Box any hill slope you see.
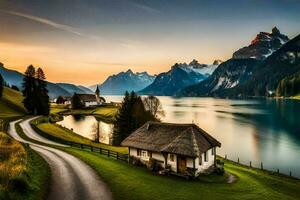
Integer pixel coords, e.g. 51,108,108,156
0,87,26,118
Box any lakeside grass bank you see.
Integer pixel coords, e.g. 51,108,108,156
62,148,300,200
31,117,127,154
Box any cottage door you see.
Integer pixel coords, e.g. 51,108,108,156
177,157,187,173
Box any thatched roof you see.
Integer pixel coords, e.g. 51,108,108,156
121,122,221,157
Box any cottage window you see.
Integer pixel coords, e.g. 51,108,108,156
137,149,141,156
204,151,208,162
141,150,148,157
211,147,215,155
169,154,174,162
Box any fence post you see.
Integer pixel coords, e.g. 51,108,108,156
261,162,263,170
81,144,83,149
277,169,279,173
225,154,227,160
290,171,292,177
238,158,239,164
250,161,252,168
108,150,110,157
117,152,119,160
91,146,93,152
100,148,102,154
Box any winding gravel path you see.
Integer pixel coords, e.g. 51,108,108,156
8,118,112,200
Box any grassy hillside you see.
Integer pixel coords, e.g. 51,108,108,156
0,87,26,119
0,87,26,131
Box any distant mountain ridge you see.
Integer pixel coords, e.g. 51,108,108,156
140,60,220,96
90,69,155,95
233,27,289,60
180,32,300,98
0,63,92,99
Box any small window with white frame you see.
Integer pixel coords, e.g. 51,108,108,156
141,150,148,157
204,151,208,162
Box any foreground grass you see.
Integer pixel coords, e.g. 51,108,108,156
35,121,127,154
63,148,300,200
0,132,50,200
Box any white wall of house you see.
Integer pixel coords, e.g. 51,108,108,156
129,147,216,174
195,148,216,174
84,101,98,107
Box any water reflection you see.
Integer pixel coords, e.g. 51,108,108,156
57,115,113,144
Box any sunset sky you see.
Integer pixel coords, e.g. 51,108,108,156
0,0,300,86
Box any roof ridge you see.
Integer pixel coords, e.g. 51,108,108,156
148,121,195,126
161,129,188,150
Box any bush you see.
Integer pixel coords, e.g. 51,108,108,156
147,158,163,172
131,156,143,166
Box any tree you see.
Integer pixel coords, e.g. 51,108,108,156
71,93,83,109
22,65,37,114
36,68,50,115
113,91,158,145
11,85,20,91
143,95,165,119
56,96,65,104
0,74,3,98
22,66,50,115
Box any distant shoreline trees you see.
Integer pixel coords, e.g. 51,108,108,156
113,91,163,146
22,65,49,115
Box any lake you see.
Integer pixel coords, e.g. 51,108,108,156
58,96,300,178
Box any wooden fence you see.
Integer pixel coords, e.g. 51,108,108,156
67,141,129,162
222,154,298,179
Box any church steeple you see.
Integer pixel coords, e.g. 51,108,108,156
95,85,100,97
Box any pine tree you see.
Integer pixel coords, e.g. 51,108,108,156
0,74,3,98
36,68,50,115
22,65,37,114
113,91,157,145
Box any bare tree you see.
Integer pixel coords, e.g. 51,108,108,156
143,95,165,119
91,121,100,143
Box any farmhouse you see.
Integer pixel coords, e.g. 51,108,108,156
121,121,221,176
72,86,105,107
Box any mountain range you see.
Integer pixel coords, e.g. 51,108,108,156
1,27,298,99
0,63,93,99
90,70,155,95
140,60,219,96
179,27,300,98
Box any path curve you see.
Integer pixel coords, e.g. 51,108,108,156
8,118,112,200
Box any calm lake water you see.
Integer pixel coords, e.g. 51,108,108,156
58,96,300,178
